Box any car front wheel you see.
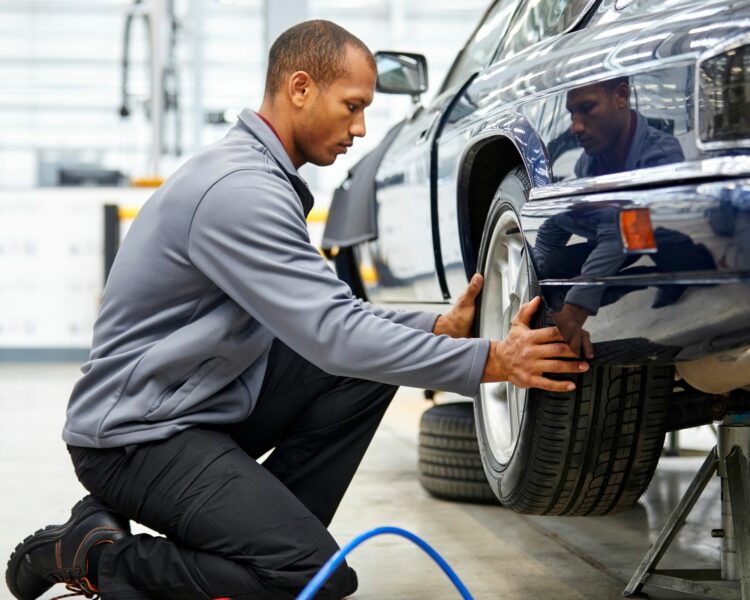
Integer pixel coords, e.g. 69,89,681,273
474,166,673,515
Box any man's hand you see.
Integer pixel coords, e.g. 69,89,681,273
482,296,589,392
433,274,483,338
553,302,594,359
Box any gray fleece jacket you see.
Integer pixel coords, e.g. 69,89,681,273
63,109,490,448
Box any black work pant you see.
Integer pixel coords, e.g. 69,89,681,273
68,339,398,600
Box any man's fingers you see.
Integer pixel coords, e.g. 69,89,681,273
528,375,577,393
529,341,579,359
525,325,565,344
458,273,483,306
568,331,583,358
536,359,589,374
470,273,483,293
512,296,541,327
583,332,594,359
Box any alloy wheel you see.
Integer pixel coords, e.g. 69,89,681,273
478,207,530,465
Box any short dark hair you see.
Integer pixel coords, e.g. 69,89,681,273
601,76,630,93
264,20,375,96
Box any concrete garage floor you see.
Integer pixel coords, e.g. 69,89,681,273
0,364,723,600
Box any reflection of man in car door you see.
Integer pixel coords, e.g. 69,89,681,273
534,77,689,355
566,77,685,178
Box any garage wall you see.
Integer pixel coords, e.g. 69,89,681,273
0,0,486,191
0,0,487,356
0,0,266,187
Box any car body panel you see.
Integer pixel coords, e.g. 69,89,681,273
521,178,750,364
322,121,407,250
328,0,750,369
369,95,453,302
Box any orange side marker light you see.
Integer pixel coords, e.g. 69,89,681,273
619,208,657,252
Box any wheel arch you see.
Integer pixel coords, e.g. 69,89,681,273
456,134,537,277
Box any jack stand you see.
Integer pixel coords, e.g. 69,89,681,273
624,418,750,599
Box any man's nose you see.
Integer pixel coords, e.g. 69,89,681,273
350,113,366,138
570,117,584,135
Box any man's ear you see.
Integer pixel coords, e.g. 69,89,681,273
614,82,630,109
288,71,314,108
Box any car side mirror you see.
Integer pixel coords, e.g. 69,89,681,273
374,51,428,101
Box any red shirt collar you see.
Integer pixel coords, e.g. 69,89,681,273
256,112,283,144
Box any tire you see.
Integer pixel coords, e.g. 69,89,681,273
474,166,672,515
417,403,498,504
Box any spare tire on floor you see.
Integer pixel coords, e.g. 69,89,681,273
418,403,497,503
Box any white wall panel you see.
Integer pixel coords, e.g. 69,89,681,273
0,188,151,349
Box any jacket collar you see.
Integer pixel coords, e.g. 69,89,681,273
236,108,315,216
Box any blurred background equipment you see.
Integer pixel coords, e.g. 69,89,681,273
119,0,183,171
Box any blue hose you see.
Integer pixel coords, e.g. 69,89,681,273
295,526,474,600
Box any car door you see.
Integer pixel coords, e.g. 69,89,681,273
364,0,519,304
366,93,455,303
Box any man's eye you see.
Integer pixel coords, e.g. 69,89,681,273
347,103,357,112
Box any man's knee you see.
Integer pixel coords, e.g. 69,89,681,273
282,564,357,600
320,565,358,599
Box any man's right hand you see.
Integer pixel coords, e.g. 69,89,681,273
553,302,594,359
481,296,589,392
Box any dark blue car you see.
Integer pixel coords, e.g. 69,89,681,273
323,0,750,515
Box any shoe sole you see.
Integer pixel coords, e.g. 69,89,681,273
5,497,102,600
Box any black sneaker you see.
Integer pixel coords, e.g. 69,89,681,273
5,496,130,599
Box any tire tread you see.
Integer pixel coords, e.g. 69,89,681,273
417,403,495,504
493,365,672,516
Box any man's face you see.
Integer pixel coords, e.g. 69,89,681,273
566,83,629,157
294,46,376,166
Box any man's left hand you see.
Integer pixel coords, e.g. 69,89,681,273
432,274,483,338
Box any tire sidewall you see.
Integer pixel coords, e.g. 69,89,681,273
473,166,538,503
